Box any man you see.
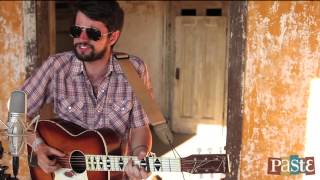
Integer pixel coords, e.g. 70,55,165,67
22,1,152,179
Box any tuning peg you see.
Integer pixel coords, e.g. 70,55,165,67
197,148,202,154
207,148,212,154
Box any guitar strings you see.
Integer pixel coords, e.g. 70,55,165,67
166,135,186,180
54,158,223,168
55,156,224,164
55,156,225,164
54,152,226,174
54,160,224,174
53,163,222,170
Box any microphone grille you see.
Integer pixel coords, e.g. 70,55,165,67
9,91,26,113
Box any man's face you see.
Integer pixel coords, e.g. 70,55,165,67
73,11,112,62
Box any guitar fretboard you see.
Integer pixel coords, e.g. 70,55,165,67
85,155,181,172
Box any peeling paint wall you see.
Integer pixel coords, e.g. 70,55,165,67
0,1,30,179
242,1,320,179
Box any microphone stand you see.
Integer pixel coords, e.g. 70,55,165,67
0,141,18,180
0,141,3,159
12,157,18,180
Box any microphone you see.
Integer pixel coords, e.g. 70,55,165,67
7,90,26,178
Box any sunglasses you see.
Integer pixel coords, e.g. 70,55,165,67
69,25,112,41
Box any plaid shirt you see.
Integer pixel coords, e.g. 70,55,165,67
21,51,152,136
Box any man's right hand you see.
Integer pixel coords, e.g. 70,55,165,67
34,143,65,173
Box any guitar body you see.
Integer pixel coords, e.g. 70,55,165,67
28,119,124,180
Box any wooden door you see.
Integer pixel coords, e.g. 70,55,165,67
172,16,227,134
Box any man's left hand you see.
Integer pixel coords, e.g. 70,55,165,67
124,150,151,180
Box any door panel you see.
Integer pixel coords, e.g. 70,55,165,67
173,16,227,133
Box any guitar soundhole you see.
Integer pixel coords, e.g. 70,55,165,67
70,150,86,173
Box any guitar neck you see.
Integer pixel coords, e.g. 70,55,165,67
63,152,227,174
85,155,181,172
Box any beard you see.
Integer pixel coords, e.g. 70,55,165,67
73,42,107,62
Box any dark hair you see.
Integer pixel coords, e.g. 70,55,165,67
74,1,124,32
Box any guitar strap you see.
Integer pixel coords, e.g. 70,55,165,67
114,52,173,144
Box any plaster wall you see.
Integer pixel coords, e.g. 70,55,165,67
242,1,320,179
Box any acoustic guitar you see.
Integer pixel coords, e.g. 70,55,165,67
28,119,229,180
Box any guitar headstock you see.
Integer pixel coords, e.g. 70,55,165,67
181,154,229,174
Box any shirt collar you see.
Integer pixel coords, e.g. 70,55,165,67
70,52,124,79
70,53,83,77
110,53,125,74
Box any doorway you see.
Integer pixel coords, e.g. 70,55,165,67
52,1,234,179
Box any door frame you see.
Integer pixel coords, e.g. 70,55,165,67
167,2,246,179
225,2,247,180
23,1,55,78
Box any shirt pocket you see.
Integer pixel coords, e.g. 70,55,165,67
57,98,84,119
106,99,133,130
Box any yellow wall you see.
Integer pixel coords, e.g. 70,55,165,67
242,1,320,179
0,1,29,179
